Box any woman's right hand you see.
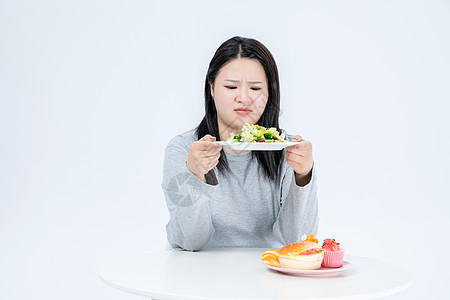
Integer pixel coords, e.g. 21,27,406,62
186,134,222,182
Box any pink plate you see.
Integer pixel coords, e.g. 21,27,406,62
265,261,353,276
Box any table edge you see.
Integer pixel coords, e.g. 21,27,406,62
98,250,413,300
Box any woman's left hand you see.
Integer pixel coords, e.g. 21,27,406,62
285,135,314,186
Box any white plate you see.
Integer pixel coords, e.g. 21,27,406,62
213,141,301,151
265,261,353,276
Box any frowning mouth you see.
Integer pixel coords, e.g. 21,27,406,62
234,107,252,112
234,107,252,116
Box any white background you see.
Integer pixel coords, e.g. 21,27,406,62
1,0,449,299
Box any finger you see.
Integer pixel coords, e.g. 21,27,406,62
286,141,306,153
285,156,303,170
287,140,311,152
197,140,221,151
285,148,305,158
202,153,218,163
206,155,220,164
204,147,222,157
291,135,304,142
210,154,221,166
286,153,307,167
200,156,219,172
297,140,311,151
198,150,219,159
286,151,304,162
210,159,220,169
206,150,221,162
201,143,222,155
285,153,306,169
199,134,216,142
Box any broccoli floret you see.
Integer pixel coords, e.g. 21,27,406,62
264,132,273,140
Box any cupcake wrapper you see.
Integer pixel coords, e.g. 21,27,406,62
321,249,345,268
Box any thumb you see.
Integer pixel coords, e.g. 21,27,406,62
199,134,216,142
291,135,304,142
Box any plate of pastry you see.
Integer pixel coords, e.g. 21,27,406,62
261,235,351,276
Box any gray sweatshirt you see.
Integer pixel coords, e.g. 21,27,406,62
162,129,319,251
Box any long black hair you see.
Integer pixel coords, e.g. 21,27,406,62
196,36,283,182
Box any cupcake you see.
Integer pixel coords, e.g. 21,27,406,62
321,238,345,268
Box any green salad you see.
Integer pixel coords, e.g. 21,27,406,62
227,123,287,143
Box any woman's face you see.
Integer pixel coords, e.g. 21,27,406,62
211,58,269,135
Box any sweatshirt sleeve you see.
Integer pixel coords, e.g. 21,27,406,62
272,163,319,245
161,138,218,251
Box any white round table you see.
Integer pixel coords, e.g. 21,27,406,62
98,248,412,300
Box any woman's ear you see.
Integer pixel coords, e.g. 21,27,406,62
210,83,214,98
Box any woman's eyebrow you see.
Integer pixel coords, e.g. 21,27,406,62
224,79,263,84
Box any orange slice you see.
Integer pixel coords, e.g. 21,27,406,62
261,250,280,267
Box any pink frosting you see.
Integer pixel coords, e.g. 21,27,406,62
322,238,341,251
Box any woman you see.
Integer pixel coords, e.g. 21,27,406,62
162,36,318,251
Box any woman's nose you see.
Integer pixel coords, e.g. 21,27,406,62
237,88,252,104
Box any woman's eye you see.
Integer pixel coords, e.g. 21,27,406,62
226,86,237,90
251,87,261,91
